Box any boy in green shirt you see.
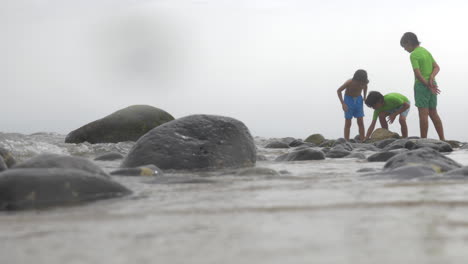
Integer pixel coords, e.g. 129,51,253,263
400,32,445,140
364,91,411,140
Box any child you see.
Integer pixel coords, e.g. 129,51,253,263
400,32,445,140
336,69,368,141
364,91,410,140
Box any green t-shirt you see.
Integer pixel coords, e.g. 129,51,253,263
410,46,436,83
373,93,409,120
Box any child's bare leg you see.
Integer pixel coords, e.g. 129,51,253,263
418,108,429,138
344,119,352,140
399,115,408,138
357,117,365,141
429,108,445,140
379,112,388,129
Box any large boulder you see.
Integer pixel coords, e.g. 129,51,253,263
65,105,174,144
304,134,325,145
0,147,16,168
0,168,131,210
275,148,325,161
408,139,453,152
383,148,462,172
369,128,400,142
13,154,109,178
121,115,256,170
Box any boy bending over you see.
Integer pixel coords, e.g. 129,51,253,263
364,91,410,140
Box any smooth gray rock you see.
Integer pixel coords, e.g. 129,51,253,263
0,168,131,210
256,155,268,161
357,168,378,173
346,152,366,159
326,145,351,158
409,139,453,152
94,152,124,161
367,149,409,162
289,139,305,147
374,138,398,149
121,115,256,170
332,138,353,151
65,105,174,144
0,147,16,168
0,156,6,172
276,148,325,161
383,148,462,172
350,143,380,152
368,165,437,180
443,167,468,177
110,164,163,176
265,141,290,149
304,134,325,145
383,139,411,151
460,144,468,150
13,154,109,178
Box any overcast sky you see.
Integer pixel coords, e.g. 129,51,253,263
3,0,468,141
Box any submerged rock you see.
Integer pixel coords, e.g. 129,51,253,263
275,148,325,161
304,134,325,145
121,115,256,170
13,154,109,178
0,147,16,168
94,152,125,161
65,105,174,144
0,168,131,210
383,148,462,172
110,164,163,177
368,165,437,180
346,152,366,159
235,167,280,177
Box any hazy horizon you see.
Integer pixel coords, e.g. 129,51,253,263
3,0,468,141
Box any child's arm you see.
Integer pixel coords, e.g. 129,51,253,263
387,102,410,124
429,62,440,90
365,119,377,141
337,80,351,112
413,69,430,87
363,83,368,101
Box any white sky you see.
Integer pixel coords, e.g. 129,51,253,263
2,0,468,141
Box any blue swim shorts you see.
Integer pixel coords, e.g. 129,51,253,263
344,95,364,120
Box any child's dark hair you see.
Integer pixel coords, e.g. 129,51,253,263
400,32,420,46
365,91,384,108
352,69,368,83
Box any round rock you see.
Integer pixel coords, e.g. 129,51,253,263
383,148,462,172
121,115,256,170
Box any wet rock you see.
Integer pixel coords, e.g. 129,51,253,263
357,168,378,173
409,139,453,152
0,147,16,168
13,154,109,178
94,152,124,161
383,148,462,173
65,105,174,144
265,141,290,149
289,139,305,147
326,146,351,158
319,140,335,148
382,139,411,151
346,152,366,159
367,149,409,162
460,144,468,150
332,138,353,151
374,138,398,149
370,165,437,180
0,168,131,210
350,143,380,152
256,155,268,161
0,157,6,172
110,164,163,176
304,134,325,145
369,128,400,142
275,148,325,161
235,167,280,177
121,115,256,170
443,167,468,177
444,140,462,149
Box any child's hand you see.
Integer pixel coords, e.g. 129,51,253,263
430,87,441,95
342,103,348,112
387,113,397,124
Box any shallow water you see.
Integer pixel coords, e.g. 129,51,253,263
1,133,468,264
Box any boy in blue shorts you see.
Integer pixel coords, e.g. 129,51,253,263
400,32,445,140
364,91,411,140
337,69,368,141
